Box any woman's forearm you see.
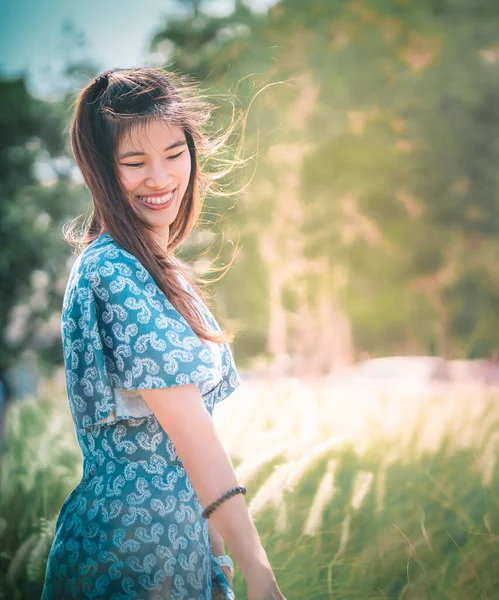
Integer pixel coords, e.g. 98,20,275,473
140,385,276,584
178,417,274,581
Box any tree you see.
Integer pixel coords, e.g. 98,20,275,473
0,75,89,394
146,0,499,365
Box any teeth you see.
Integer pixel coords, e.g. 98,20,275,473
138,190,174,205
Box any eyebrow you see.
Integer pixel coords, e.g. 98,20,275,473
118,140,187,160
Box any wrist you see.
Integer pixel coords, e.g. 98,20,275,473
246,576,283,600
240,554,274,582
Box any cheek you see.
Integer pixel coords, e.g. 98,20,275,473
178,154,192,188
117,169,136,194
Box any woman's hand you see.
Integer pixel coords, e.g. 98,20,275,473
247,586,287,600
246,572,287,600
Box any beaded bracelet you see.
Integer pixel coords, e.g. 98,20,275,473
202,486,247,519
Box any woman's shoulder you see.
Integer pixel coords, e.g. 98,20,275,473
76,233,148,285
62,234,150,313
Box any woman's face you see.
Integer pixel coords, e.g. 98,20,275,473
116,119,192,244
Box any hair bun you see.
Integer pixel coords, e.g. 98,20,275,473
89,73,110,101
95,74,109,86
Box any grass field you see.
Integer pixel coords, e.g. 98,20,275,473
1,374,498,599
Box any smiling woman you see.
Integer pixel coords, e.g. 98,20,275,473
67,67,227,345
41,67,287,600
116,120,192,250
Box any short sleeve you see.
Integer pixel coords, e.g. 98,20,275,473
63,240,240,431
87,251,224,398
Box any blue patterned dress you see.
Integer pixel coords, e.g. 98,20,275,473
41,233,240,600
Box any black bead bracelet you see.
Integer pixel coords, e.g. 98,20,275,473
202,486,247,519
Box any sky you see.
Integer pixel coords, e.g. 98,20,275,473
0,0,276,98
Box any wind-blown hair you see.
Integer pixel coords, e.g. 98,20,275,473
65,66,233,344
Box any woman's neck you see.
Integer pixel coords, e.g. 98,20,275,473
98,227,170,256
151,229,169,256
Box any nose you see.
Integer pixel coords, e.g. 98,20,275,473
144,160,173,189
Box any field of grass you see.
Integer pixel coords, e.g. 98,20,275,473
1,374,498,599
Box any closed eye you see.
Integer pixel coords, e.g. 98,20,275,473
168,150,185,160
120,150,185,168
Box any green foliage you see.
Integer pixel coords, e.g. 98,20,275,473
0,76,89,380
0,379,81,599
3,0,499,382
151,0,499,361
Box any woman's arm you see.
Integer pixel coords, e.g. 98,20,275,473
208,519,234,588
208,519,225,556
140,384,284,598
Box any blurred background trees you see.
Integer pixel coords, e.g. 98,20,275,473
0,77,78,392
149,0,499,370
2,0,499,397
0,43,96,399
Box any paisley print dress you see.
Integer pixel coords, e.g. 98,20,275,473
41,233,240,600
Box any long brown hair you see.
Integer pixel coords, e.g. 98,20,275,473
65,66,235,344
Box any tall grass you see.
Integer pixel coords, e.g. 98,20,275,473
0,375,82,600
218,378,499,599
1,375,498,599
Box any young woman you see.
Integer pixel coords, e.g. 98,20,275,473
41,67,287,600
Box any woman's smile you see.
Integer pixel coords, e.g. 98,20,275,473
116,120,192,236
137,188,177,208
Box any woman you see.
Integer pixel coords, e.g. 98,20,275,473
41,67,287,600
